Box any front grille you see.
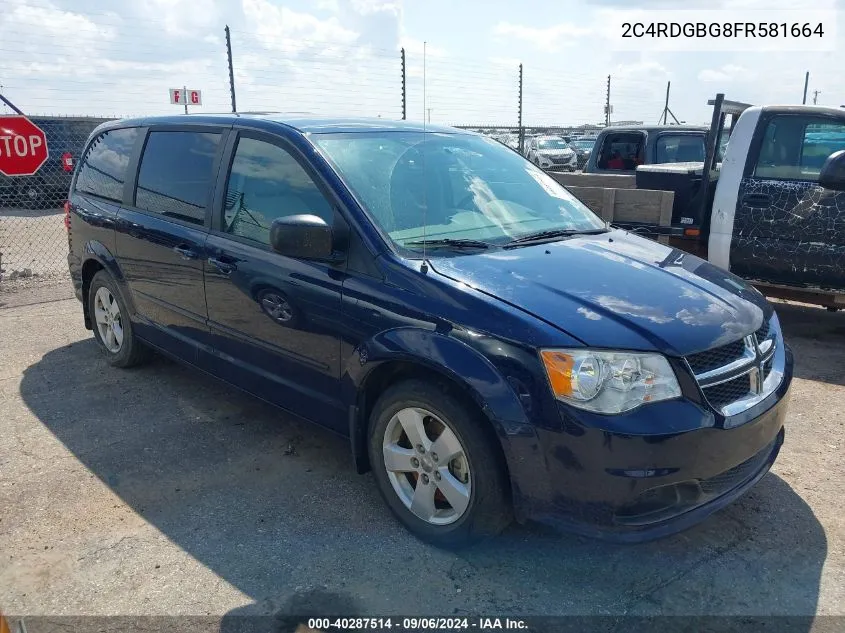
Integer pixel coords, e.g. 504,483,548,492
685,316,779,416
686,338,746,375
702,375,753,411
763,356,773,380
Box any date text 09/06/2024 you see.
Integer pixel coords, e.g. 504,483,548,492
306,618,528,631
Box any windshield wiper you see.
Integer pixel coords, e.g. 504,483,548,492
402,238,491,250
503,227,608,248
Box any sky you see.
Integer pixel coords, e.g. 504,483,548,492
0,0,842,126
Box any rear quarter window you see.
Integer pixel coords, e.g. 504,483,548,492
75,127,140,202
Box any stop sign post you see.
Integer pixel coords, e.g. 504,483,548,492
0,116,49,177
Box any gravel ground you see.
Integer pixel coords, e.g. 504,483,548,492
0,294,843,627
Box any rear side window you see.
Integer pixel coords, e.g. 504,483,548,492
135,131,221,225
75,128,140,202
597,132,645,170
654,134,705,164
222,137,333,245
755,116,845,181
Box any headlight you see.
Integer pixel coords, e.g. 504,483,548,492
540,349,681,414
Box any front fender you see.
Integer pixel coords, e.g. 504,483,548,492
344,327,544,521
347,327,532,433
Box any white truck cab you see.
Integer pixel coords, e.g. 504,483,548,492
708,105,845,302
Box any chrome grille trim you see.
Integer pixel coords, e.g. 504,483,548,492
693,337,756,385
685,315,784,418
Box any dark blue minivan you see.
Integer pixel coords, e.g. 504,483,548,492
66,115,793,546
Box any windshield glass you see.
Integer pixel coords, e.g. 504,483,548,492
314,132,604,250
571,140,594,150
537,138,569,150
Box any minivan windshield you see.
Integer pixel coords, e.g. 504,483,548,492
314,132,605,251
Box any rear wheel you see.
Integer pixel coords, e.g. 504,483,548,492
368,379,512,547
88,270,150,368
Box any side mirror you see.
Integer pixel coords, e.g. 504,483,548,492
819,150,845,191
269,214,335,261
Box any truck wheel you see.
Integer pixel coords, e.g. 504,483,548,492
88,270,150,368
368,379,512,548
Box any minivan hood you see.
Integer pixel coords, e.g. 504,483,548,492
428,231,770,357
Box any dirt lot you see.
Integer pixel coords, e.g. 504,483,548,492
0,288,843,625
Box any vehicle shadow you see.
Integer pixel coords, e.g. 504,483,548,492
19,339,826,629
774,300,845,386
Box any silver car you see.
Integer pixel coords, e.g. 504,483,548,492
525,135,577,171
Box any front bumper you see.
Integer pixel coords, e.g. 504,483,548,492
539,156,577,171
513,344,793,542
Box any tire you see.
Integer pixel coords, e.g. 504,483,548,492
88,270,150,368
368,379,512,548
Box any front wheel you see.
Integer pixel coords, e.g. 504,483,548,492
368,379,512,547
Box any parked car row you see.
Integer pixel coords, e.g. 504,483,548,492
66,113,792,547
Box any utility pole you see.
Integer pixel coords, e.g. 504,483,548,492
518,63,524,154
813,90,820,105
426,108,431,123
803,71,810,104
400,47,406,120
225,25,237,113
605,75,611,127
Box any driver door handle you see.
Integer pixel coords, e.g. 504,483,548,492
208,256,237,275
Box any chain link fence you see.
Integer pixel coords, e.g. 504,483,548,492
0,0,679,288
0,116,111,281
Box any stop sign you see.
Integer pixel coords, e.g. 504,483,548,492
0,116,49,177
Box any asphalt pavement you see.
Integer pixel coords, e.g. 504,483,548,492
0,294,843,626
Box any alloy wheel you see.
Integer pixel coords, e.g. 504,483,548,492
260,292,294,323
382,407,471,525
93,286,124,353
